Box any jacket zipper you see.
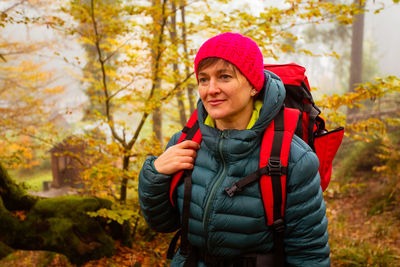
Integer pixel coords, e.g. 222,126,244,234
202,131,227,251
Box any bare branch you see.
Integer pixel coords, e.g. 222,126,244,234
1,0,27,15
103,36,135,63
160,71,195,102
108,79,136,100
127,0,168,150
122,128,126,143
90,0,125,146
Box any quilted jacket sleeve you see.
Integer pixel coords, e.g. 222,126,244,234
138,132,181,233
284,135,331,267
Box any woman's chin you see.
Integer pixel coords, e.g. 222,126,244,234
208,112,228,121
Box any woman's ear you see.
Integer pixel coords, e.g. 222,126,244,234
250,88,258,96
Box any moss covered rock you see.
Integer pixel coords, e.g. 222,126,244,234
0,163,123,265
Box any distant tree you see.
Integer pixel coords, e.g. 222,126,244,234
150,0,167,142
74,0,119,121
169,0,187,127
0,0,65,169
348,0,366,116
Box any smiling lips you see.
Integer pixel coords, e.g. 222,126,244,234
208,99,225,106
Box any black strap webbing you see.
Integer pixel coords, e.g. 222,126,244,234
273,229,285,267
180,170,192,257
181,169,199,267
269,108,286,267
167,230,181,259
183,121,199,141
307,107,320,151
180,121,199,259
167,169,194,262
295,112,303,139
269,108,284,223
168,120,199,264
225,165,287,197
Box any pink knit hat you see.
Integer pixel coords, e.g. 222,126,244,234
194,32,265,91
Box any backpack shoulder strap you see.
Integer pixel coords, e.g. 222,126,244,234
169,109,202,207
259,107,300,266
223,107,300,222
260,107,300,226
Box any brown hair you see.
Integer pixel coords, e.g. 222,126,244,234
196,57,239,77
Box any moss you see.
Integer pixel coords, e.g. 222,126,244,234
0,197,21,245
0,241,14,259
0,163,38,210
32,196,112,218
1,162,118,265
14,196,116,265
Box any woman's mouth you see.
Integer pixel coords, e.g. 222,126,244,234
208,99,225,106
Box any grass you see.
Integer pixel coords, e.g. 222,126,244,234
10,169,53,192
332,241,400,266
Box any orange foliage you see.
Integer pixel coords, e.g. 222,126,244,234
11,210,27,221
84,235,172,267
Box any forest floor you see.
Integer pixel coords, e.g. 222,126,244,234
325,175,400,266
0,175,399,267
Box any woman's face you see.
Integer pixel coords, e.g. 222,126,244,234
197,59,257,130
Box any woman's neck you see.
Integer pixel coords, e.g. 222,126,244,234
214,104,254,130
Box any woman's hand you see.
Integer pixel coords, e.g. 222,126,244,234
154,140,200,175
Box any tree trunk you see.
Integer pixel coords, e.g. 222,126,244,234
119,154,130,203
153,102,163,141
170,0,187,126
151,0,166,143
348,0,365,116
0,163,122,265
119,154,133,248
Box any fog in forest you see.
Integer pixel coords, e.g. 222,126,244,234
2,0,400,122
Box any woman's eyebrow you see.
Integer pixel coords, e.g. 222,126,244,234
216,68,236,76
198,67,235,77
216,68,230,73
198,72,209,77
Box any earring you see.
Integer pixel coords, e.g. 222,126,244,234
251,89,257,96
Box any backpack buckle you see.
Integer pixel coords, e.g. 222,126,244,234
272,218,285,233
225,184,241,197
267,159,284,176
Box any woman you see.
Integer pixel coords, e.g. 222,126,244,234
139,32,330,267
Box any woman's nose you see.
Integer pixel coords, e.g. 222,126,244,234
208,78,220,95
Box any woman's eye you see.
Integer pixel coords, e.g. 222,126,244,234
220,74,231,80
199,77,208,84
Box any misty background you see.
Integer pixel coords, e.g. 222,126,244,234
2,0,398,127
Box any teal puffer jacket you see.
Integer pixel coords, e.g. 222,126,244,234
139,70,330,266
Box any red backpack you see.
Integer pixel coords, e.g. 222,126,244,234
167,63,344,265
264,63,344,191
